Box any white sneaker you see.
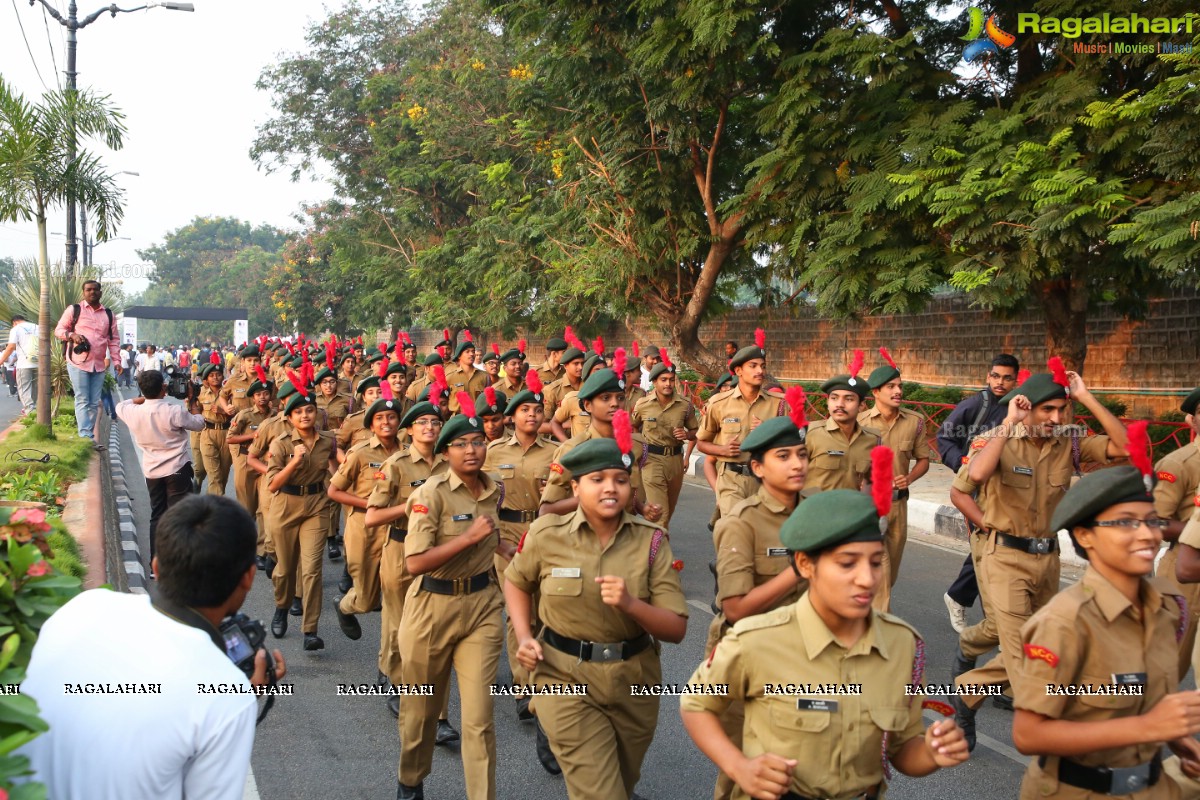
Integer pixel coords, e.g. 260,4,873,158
944,593,967,634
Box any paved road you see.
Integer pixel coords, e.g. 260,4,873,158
113,392,1041,800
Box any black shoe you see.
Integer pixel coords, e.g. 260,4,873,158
328,540,342,561
303,633,325,651
396,782,423,800
255,555,268,572
949,695,977,753
435,718,460,746
338,567,353,594
993,693,1014,711
516,696,534,721
263,557,276,578
377,669,389,688
335,598,362,640
950,646,975,683
290,597,303,617
271,608,288,638
534,718,561,775
388,692,401,719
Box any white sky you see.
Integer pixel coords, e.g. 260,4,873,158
0,0,343,295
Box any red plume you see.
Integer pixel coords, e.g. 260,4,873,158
878,347,897,370
456,391,476,418
564,325,574,342
612,347,627,376
517,339,526,355
254,364,268,386
1126,420,1153,491
302,361,315,388
286,369,308,398
526,370,544,395
871,446,894,518
464,330,473,343
378,356,389,378
613,409,633,455
785,385,808,430
325,344,335,372
437,345,447,360
429,380,446,400
209,350,220,365
443,328,451,344
1048,356,1070,390
396,331,403,351
754,328,765,349
484,385,497,409
378,342,388,355
848,349,864,379
490,343,500,357
1017,369,1031,386
592,336,604,356
380,379,394,402
632,341,640,358
431,364,447,386
658,348,672,369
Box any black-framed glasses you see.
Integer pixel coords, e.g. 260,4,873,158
988,372,1017,382
1090,518,1170,530
446,440,487,450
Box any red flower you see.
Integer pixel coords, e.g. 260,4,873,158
671,560,684,572
26,561,50,578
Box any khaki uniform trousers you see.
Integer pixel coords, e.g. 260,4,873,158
1156,545,1200,682
269,493,327,633
641,452,684,526
232,448,260,531
256,473,275,559
957,532,1060,710
714,462,758,518
496,520,537,685
338,509,384,615
704,616,743,800
399,584,503,799
190,430,207,486
536,642,662,800
199,427,232,495
959,529,1000,660
872,499,908,612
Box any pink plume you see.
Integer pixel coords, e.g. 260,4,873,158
592,336,604,356
209,351,220,365
286,369,308,398
437,345,447,360
613,409,633,455
871,446,894,518
380,380,394,402
254,364,268,385
456,391,476,418
612,347,627,376
526,371,543,395
658,348,672,369
378,356,389,378
430,380,446,399
754,328,765,350
1048,356,1070,389
464,330,473,343
785,385,808,430
879,347,897,370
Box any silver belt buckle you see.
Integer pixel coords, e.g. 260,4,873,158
592,642,622,662
1108,764,1150,793
1032,539,1051,554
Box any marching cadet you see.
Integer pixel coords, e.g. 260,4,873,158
537,335,568,385
858,348,931,611
363,402,451,727
541,345,586,439
418,376,452,420
219,343,260,415
329,380,404,642
1010,454,1200,799
482,344,502,385
406,351,444,402
226,366,274,569
682,473,970,800
395,394,514,800
637,345,661,392
483,372,555,719
631,349,698,526
247,380,303,580
385,360,410,404
337,350,358,398
337,375,384,460
445,333,489,413
316,362,352,430
696,329,788,519
704,387,811,800
400,333,423,384
622,351,647,415
1149,386,1200,681
506,433,688,800
495,342,527,395
551,352,606,441
804,351,881,494
351,340,366,372
267,379,339,651
951,361,1128,751
197,362,234,495
476,387,508,443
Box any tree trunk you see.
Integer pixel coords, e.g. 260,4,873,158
1040,276,1089,373
36,215,54,431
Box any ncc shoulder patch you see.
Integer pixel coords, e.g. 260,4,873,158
517,530,528,553
549,463,564,474
374,471,387,480
1158,471,1177,483
411,504,429,515
1023,643,1059,667
970,439,988,451
922,699,954,717
1195,494,1200,507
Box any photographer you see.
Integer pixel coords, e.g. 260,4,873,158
116,370,205,559
19,494,286,800
54,280,121,444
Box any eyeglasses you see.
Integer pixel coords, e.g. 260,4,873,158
988,372,1017,382
1090,518,1170,530
447,440,487,449
412,419,443,428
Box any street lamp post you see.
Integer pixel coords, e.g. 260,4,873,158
81,170,138,267
29,1,194,276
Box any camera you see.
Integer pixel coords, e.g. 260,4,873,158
220,613,274,680
162,364,192,401
71,338,91,355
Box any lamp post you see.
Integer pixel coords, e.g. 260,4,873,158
29,1,194,276
81,170,138,267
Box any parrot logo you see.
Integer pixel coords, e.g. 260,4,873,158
960,7,1016,61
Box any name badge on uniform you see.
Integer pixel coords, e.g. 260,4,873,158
766,547,788,557
796,698,838,712
250,425,259,431
369,462,383,468
826,450,845,457
452,513,473,522
646,417,657,423
1013,465,1034,476
722,417,741,425
551,567,581,578
409,480,426,487
234,389,246,396
499,464,516,470
1111,672,1146,685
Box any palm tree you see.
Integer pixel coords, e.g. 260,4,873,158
0,78,125,429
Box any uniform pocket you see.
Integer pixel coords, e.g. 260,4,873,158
1073,675,1140,711
1000,469,1033,490
868,705,911,733
770,703,831,732
764,701,833,765
499,467,517,480
542,577,583,597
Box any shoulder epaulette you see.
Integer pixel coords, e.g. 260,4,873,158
706,387,736,404
732,604,794,634
874,609,922,640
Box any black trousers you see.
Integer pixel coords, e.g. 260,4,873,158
946,548,979,607
147,462,195,560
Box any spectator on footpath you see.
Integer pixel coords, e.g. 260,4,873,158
118,344,133,388
3,352,15,398
54,279,120,444
0,312,39,415
116,369,206,559
723,340,737,360
100,359,118,421
18,494,287,800
935,353,1018,632
136,343,166,375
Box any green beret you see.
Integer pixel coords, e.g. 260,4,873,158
385,361,407,377
559,437,632,477
481,349,500,364
276,381,298,401
648,362,676,382
622,357,641,375
287,355,304,368
714,373,738,392
401,339,416,351
1182,387,1200,416
561,347,586,365
476,390,507,417
199,364,221,380
248,379,273,396
821,374,869,399
505,388,544,415
780,490,885,552
578,367,626,401
1050,465,1153,535
424,352,444,367
355,376,380,396
546,337,568,351
366,351,385,365
399,402,440,429
453,340,477,360
364,396,403,427
314,367,336,384
582,354,607,380
435,411,484,452
239,344,260,359
499,348,524,363
1000,373,1067,406
338,352,355,366
741,416,806,454
729,344,766,370
351,342,365,351
867,366,900,390
283,391,317,415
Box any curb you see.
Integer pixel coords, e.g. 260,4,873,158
107,421,147,594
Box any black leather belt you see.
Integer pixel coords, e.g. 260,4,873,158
278,481,326,496
724,462,751,476
893,488,910,501
498,508,537,523
238,445,249,455
645,443,682,457
389,526,407,543
543,626,651,662
780,790,877,800
204,421,230,430
1040,753,1161,795
996,531,1058,554
419,571,491,596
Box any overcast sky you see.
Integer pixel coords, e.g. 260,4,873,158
0,0,348,294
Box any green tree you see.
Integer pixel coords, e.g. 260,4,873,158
0,79,125,427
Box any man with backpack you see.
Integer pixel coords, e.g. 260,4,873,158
54,280,121,445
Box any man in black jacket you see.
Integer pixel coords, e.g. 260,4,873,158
936,353,1019,631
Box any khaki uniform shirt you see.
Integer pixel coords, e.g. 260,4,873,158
443,365,489,412
682,594,925,799
542,376,582,417
331,435,401,501
1153,441,1200,522
219,373,255,415
405,471,501,580
406,373,433,403
857,406,931,481
485,434,556,514
713,487,805,607
553,391,591,439
409,362,425,384
229,407,272,457
623,384,647,416
266,429,336,515
337,373,355,398
540,427,646,507
1013,568,1183,776
317,393,352,431
198,385,230,425
493,375,525,396
249,412,289,462
366,447,449,524
697,387,788,465
632,394,698,448
804,418,881,493
537,362,564,386
336,410,373,452
965,428,1111,538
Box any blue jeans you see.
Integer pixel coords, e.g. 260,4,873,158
67,364,105,438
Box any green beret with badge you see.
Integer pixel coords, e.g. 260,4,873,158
314,366,336,384
239,344,260,359
453,334,478,361
424,352,444,367
435,405,484,452
1181,386,1200,416
560,438,629,477
821,350,868,399
728,328,767,370
714,373,738,392
505,371,546,415
1050,465,1154,538
276,380,298,401
561,346,586,366
199,364,221,380
780,445,894,551
283,390,317,415
866,348,901,390
475,387,507,417
648,348,677,382
545,337,568,352
385,361,407,377
419,383,449,403
1001,358,1072,406
582,354,607,381
355,376,380,396
364,394,403,427
399,401,441,429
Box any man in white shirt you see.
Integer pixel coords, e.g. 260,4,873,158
0,313,39,415
19,494,286,800
638,346,661,392
136,344,167,376
118,344,133,387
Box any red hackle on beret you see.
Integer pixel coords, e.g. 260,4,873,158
612,347,627,376
491,343,500,357
659,348,672,369
754,328,765,350
517,339,526,355
632,341,640,358
1126,420,1153,491
879,347,897,370
613,409,633,456
786,385,808,430
1048,356,1070,389
484,385,497,409
254,364,269,386
456,391,476,419
1017,369,1031,386
525,370,543,395
592,336,604,356
848,349,864,379
431,364,447,386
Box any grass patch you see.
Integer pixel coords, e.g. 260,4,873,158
0,417,93,484
47,521,86,581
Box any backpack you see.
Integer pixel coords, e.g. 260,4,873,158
63,304,114,359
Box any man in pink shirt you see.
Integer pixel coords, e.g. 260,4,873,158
54,280,121,443
116,369,206,559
